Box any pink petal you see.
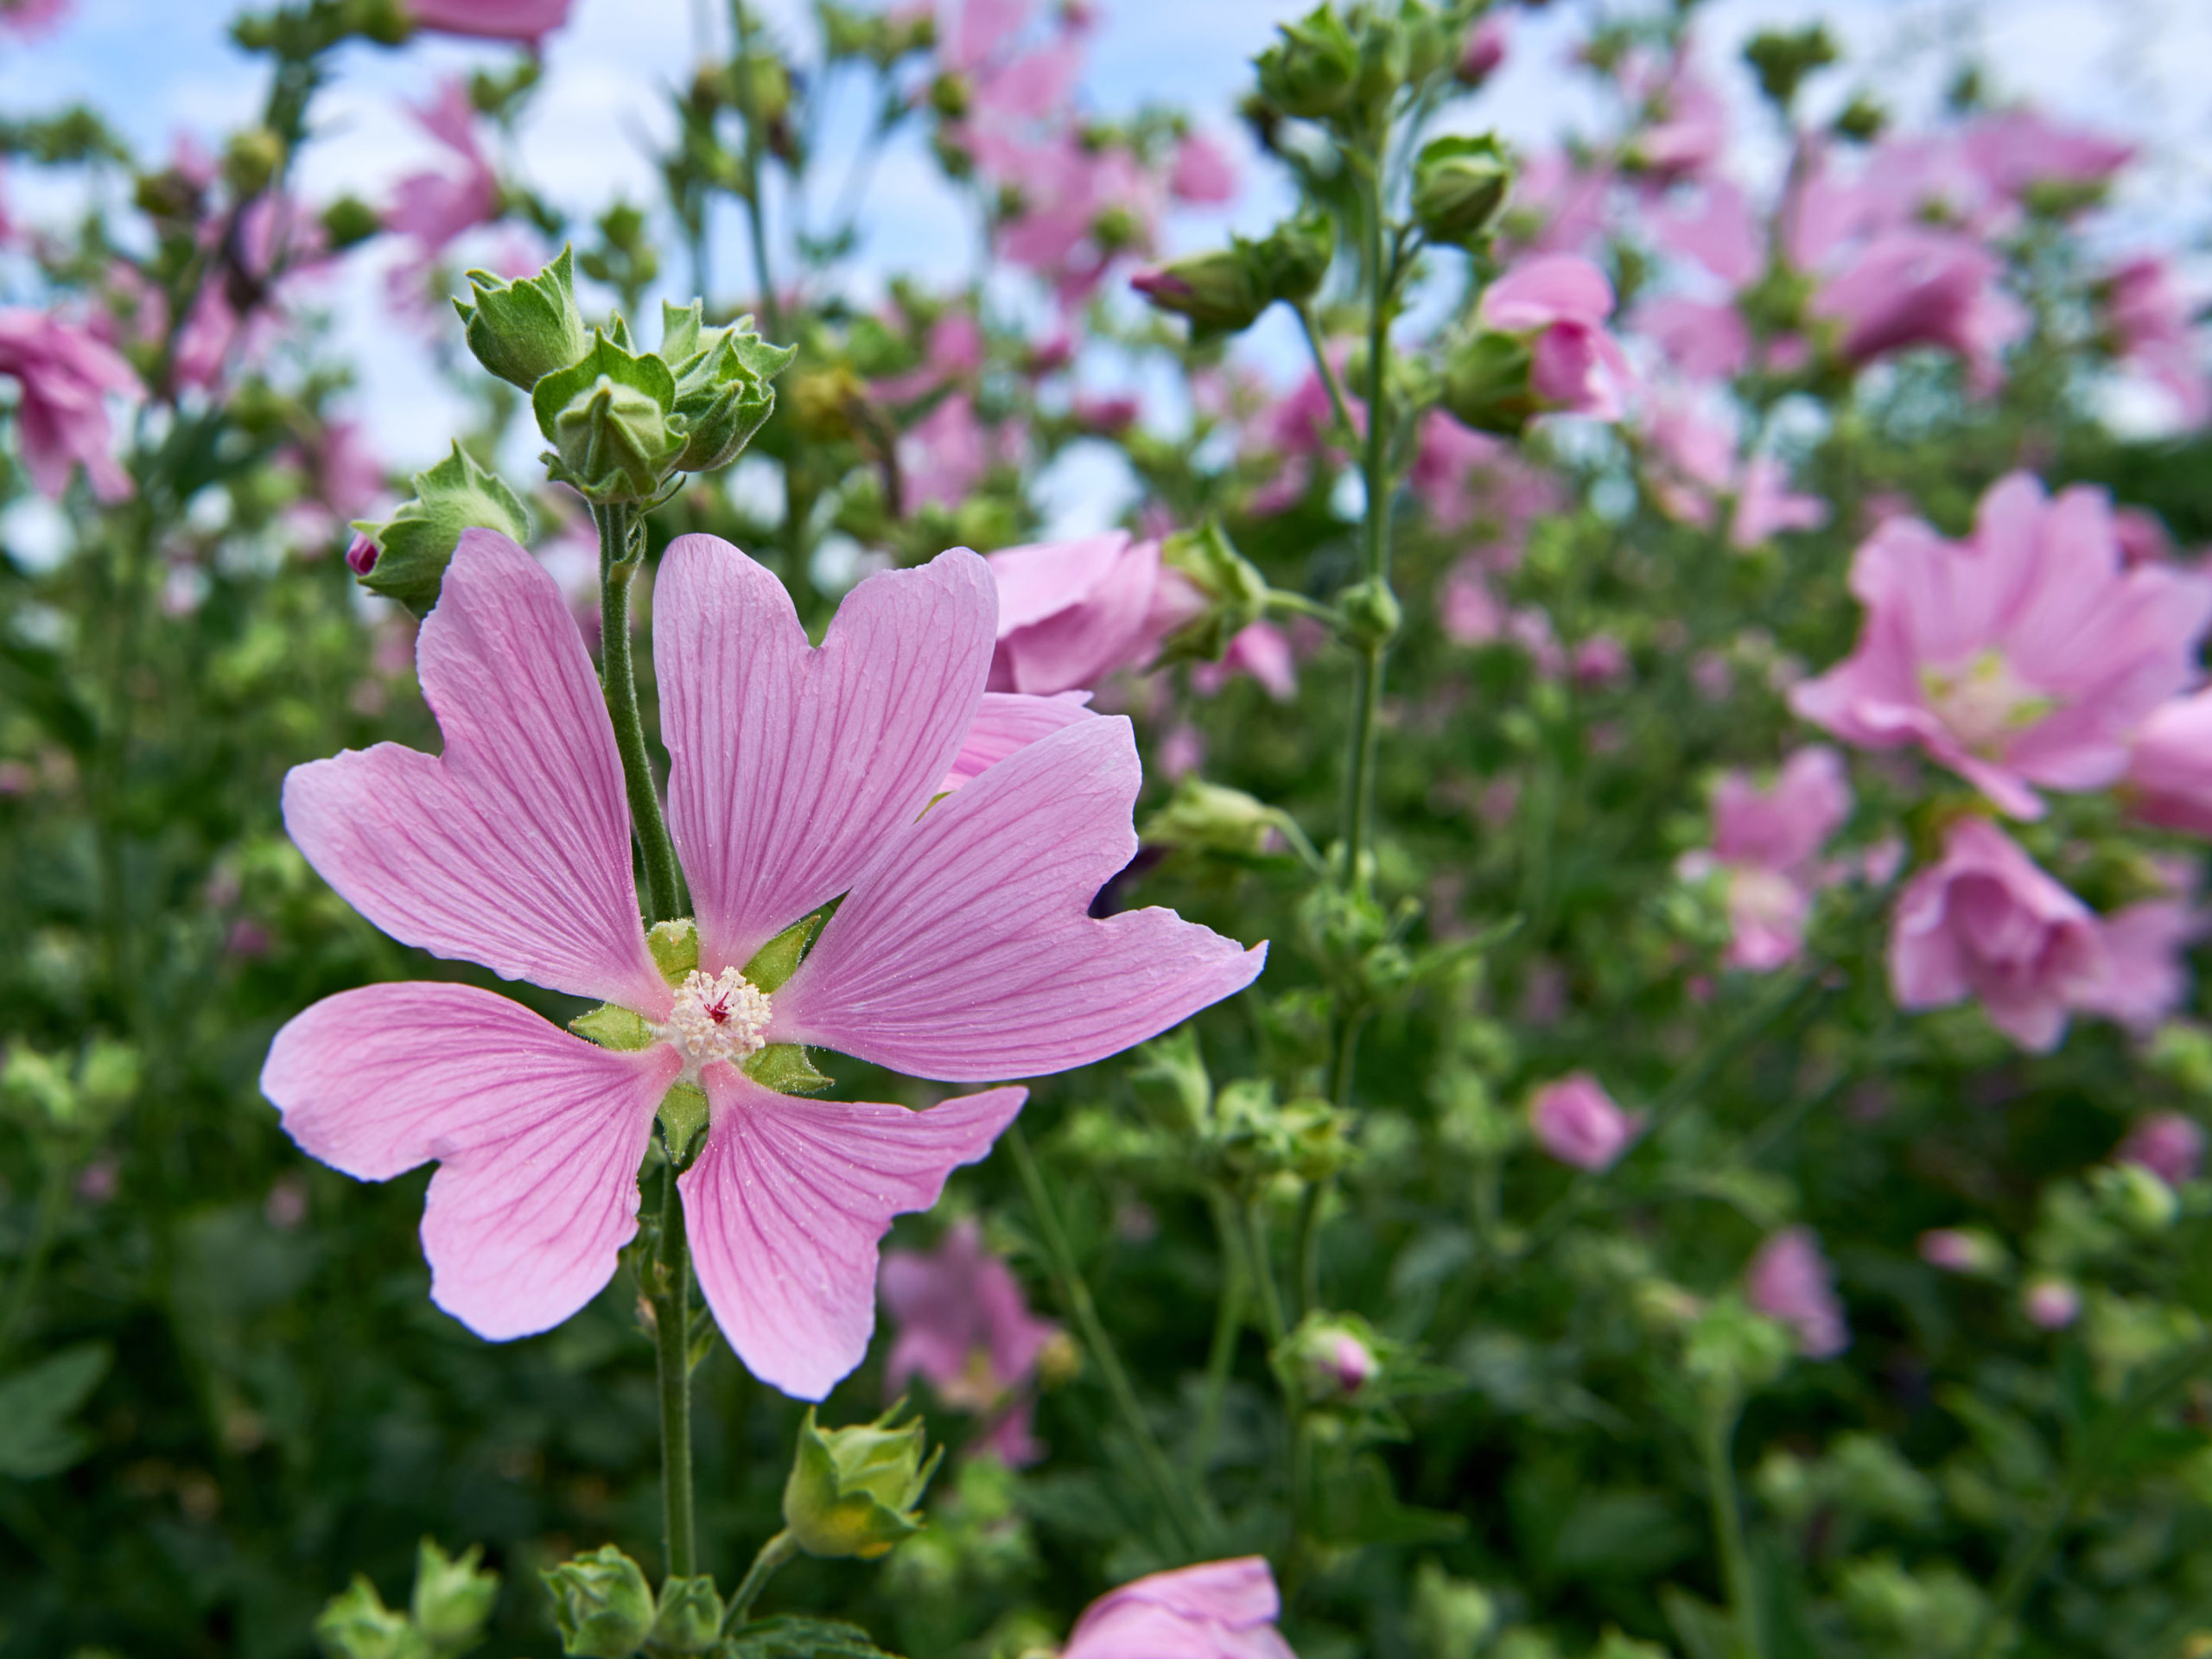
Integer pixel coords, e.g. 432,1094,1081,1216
943,691,1098,791
655,536,997,972
261,982,680,1339
282,531,669,1012
772,715,1267,1080
679,1070,1026,1400
1480,253,1615,330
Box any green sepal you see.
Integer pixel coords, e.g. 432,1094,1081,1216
531,328,683,503
1438,330,1537,436
659,302,796,474
1255,3,1361,120
352,442,532,616
743,1044,833,1096
1155,521,1268,663
410,1537,499,1652
543,1544,654,1659
658,1081,710,1166
649,918,700,984
649,1574,726,1655
743,911,824,993
453,245,589,391
569,1003,654,1052
1411,134,1514,246
312,1573,425,1659
782,1404,941,1561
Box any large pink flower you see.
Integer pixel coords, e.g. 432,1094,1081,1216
880,1217,1061,1465
2105,256,2209,427
985,531,1201,696
404,0,569,42
1478,254,1631,420
0,308,139,501
1062,1558,1296,1659
1789,473,2212,820
262,531,1262,1399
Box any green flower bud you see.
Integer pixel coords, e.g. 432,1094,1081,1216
1142,778,1279,859
222,127,286,197
454,246,590,392
1412,135,1514,246
1409,1560,1496,1659
1129,1026,1212,1136
1338,578,1402,652
658,301,796,474
321,194,384,251
542,1545,654,1659
2093,1161,2179,1234
410,1539,499,1653
1289,1313,1380,1402
1743,25,1838,112
1833,92,1885,143
532,328,684,503
1155,521,1270,661
1132,247,1269,334
648,1576,726,1656
349,442,532,616
1254,209,1332,304
783,1405,941,1561
313,1577,428,1659
1438,331,1537,436
1254,4,1360,119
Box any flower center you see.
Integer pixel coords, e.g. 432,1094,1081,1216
664,967,772,1065
1921,649,2057,755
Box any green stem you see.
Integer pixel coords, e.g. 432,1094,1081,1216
1193,1190,1249,1473
1006,1125,1212,1551
0,1159,68,1363
1243,1197,1289,1351
1291,1183,1323,1320
724,1528,798,1629
1294,302,1357,443
1338,162,1396,895
653,1163,698,1580
594,503,682,925
1699,1394,1763,1659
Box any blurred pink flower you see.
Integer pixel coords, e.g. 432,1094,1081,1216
1192,621,1297,702
2118,1111,2205,1188
1159,721,1206,779
1812,230,2026,394
1650,181,1761,288
1062,1558,1296,1659
2104,256,2209,426
1440,561,1505,646
1747,1227,1848,1358
1459,13,1508,82
1681,747,1852,971
984,531,1199,695
1637,295,1751,382
0,0,70,36
2126,689,2212,836
2024,1279,2081,1330
0,308,139,501
404,0,569,42
1887,817,2104,1052
874,311,985,405
263,531,1261,1398
899,391,1015,509
1168,131,1238,205
1478,254,1630,419
1918,1228,1983,1273
1630,65,1727,184
1645,404,1827,550
881,1217,1062,1465
1961,111,2132,203
1529,1072,1641,1171
1790,473,2212,820
386,79,501,260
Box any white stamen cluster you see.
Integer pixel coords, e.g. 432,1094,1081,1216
664,966,772,1065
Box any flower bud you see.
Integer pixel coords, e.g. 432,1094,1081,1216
410,1539,499,1653
1338,578,1402,652
1154,521,1270,661
1128,1026,1212,1135
1439,332,1537,436
350,443,532,616
1142,777,1279,858
648,1576,726,1656
1292,1317,1378,1402
1132,249,1269,334
542,1545,654,1659
1916,1227,2008,1277
1255,4,1361,120
657,300,796,474
1412,135,1513,247
312,1577,425,1659
783,1404,940,1561
222,126,286,197
1254,209,1332,304
532,329,683,503
454,246,590,392
321,194,384,251
1743,25,1839,112
2092,1160,2179,1234
2024,1278,2081,1330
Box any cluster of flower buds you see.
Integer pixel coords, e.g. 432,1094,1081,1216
313,1539,499,1659
1131,211,1331,338
1250,1,1469,133
540,1545,724,1658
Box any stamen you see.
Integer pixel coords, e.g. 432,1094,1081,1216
664,967,772,1065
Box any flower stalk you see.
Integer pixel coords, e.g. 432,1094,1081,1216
594,500,683,924
652,1161,698,1580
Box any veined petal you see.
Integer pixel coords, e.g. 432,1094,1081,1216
655,536,996,971
261,982,680,1340
772,715,1267,1081
943,691,1097,791
679,1071,1025,1401
282,530,667,1012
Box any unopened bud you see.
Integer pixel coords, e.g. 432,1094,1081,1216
410,1539,498,1653
349,444,531,615
1439,332,1537,436
1916,1227,2008,1278
222,127,286,197
1132,249,1269,334
783,1405,940,1561
312,1577,423,1659
1412,134,1513,246
1292,1317,1378,1402
648,1576,726,1656
1338,578,1402,652
658,300,793,473
532,329,683,503
1141,777,1278,858
542,1545,654,1659
321,194,383,251
1254,3,1361,120
454,246,590,392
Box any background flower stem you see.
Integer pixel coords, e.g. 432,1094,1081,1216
652,1160,698,1580
594,500,683,925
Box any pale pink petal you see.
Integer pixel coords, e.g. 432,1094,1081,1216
772,715,1266,1080
943,691,1097,791
1480,254,1615,330
679,1070,1026,1400
655,537,996,972
261,982,679,1339
281,531,668,1012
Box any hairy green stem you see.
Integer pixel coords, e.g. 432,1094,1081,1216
1699,1395,1763,1659
653,1162,698,1580
595,502,682,924
725,1528,798,1628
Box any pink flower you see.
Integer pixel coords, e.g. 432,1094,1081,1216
2024,1279,2081,1330
899,391,1009,510
1746,1227,1848,1358
1789,474,2212,820
1168,132,1238,206
1918,1228,1986,1274
1459,14,1508,82
0,0,70,36
385,79,501,259
2104,256,2209,426
1650,181,1761,289
2127,690,2212,836
2118,1111,2205,1188
1887,817,2105,1052
1961,111,2131,203
1636,295,1751,383
881,1218,1061,1465
1631,66,1727,184
404,0,569,42
261,531,1262,1400
1192,622,1296,702
1682,747,1852,970
0,308,139,501
874,311,985,405
2074,887,2198,1035
1811,230,2025,393
1062,1558,1296,1659
1478,255,1630,420
985,531,1198,695
1529,1072,1641,1172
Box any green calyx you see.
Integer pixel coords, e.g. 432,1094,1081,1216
782,1404,940,1561
649,918,701,985
532,328,683,503
351,442,532,616
543,1544,654,1659
1438,330,1538,436
1134,213,1331,339
1412,134,1514,247
1255,3,1361,120
454,245,590,392
658,300,797,474
1157,521,1269,662
648,1575,726,1655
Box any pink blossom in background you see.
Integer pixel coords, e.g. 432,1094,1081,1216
2074,877,2200,1035
2126,690,2212,836
1812,230,2026,393
874,311,985,404
1887,817,2105,1052
1650,181,1761,289
283,418,385,547
1440,561,1506,648
1062,1558,1297,1659
76,1155,118,1204
2113,508,2175,568
985,531,1198,695
1503,151,1612,257
262,531,1262,1400
1746,1227,1848,1358
1630,64,1727,184
2118,1111,2206,1188
1572,634,1629,687
1159,722,1206,779
1790,473,2212,820
0,308,140,501
1680,747,1852,970
1168,131,1238,205
1961,111,2132,204
899,391,1012,510
2104,256,2209,426
1644,404,1827,550
1478,254,1631,420
0,0,70,35
385,79,501,267
1918,1229,1982,1273
1637,295,1751,383
880,1218,1062,1465
1192,621,1297,702
1459,13,1508,81
172,194,329,392
2024,1279,2081,1330
1529,1073,1642,1172
404,0,570,43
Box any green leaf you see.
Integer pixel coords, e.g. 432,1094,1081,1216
570,1003,655,1051
721,1616,906,1659
0,1342,111,1478
742,1045,832,1096
743,911,825,993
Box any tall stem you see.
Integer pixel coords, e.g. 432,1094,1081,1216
653,1162,698,1580
1338,158,1396,895
1699,1394,1762,1659
595,503,682,924
725,1528,797,1627
1194,1190,1249,1473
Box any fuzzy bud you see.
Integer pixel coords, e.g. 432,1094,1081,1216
1132,249,1270,334
542,1545,654,1659
648,1577,726,1656
313,1578,424,1659
1439,331,1538,436
350,444,531,616
1338,578,1402,652
658,300,796,474
1292,1317,1379,1402
410,1539,499,1653
1255,4,1361,120
1412,135,1514,247
532,328,683,503
454,246,590,392
783,1405,940,1561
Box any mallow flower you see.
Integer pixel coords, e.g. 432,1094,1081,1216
1746,1227,1848,1359
0,307,140,501
262,530,1263,1400
1790,473,2212,820
1060,1557,1297,1659
1528,1072,1641,1171
1678,747,1853,970
986,531,1203,696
